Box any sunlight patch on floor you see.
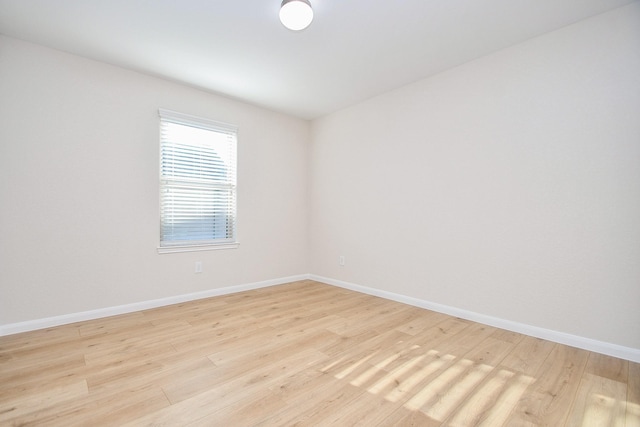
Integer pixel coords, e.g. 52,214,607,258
423,363,493,421
334,354,374,379
366,355,426,394
404,358,474,411
372,350,403,370
581,394,626,427
327,348,544,425
350,362,384,387
624,402,640,427
320,356,345,373
384,353,455,403
324,345,635,427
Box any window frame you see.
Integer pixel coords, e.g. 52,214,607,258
157,109,239,254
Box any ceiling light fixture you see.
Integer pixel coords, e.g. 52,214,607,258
279,0,314,31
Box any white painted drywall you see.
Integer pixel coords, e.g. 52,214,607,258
0,36,310,324
309,3,640,349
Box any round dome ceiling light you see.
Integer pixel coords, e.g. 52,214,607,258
279,0,314,31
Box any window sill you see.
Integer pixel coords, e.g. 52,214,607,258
157,242,239,254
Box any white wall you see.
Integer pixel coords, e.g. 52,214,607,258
0,36,310,325
310,3,640,350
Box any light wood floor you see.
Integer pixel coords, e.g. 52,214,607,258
1,280,638,426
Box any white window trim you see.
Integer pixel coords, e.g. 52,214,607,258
157,242,239,254
157,108,238,254
158,108,238,135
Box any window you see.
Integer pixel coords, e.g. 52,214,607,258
158,109,237,253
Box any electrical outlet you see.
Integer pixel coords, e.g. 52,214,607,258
339,256,345,266
195,261,203,273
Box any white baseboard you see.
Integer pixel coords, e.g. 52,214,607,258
0,274,311,337
3,273,638,363
310,274,640,363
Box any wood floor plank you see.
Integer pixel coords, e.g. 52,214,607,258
626,362,640,427
269,382,365,426
127,348,327,426
383,406,440,426
565,372,627,427
184,387,288,427
0,357,86,392
313,387,404,426
584,351,629,383
76,312,147,337
394,310,453,336
500,335,557,376
0,280,636,426
0,324,81,350
8,384,170,427
504,344,590,426
0,380,89,424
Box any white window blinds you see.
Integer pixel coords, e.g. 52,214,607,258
159,109,237,249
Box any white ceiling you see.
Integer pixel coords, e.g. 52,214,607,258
0,0,635,119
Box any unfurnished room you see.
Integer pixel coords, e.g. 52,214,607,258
0,0,639,425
